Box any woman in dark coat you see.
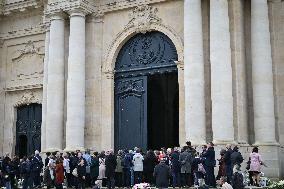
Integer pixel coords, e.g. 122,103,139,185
143,150,158,185
90,152,100,186
77,159,87,189
55,160,64,189
202,142,216,187
105,150,117,189
216,149,226,180
170,148,181,188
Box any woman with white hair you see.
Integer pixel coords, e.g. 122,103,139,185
132,149,144,184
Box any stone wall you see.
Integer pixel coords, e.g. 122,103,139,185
0,7,45,156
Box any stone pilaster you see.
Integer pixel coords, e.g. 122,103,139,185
65,9,87,151
184,0,206,145
251,0,277,145
41,26,50,152
45,12,66,152
85,13,104,150
210,0,234,144
229,0,248,144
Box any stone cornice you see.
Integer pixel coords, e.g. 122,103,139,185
45,0,95,17
4,84,43,92
0,24,45,40
97,0,174,14
2,0,44,16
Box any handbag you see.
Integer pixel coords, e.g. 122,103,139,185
72,168,78,177
246,160,251,170
198,163,206,174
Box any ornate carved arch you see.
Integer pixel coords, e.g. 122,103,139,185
102,5,184,74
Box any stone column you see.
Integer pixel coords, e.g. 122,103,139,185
45,12,65,152
41,27,50,152
184,0,206,145
230,0,248,144
210,0,234,143
251,0,277,145
65,9,86,151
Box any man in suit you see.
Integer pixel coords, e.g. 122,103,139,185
202,142,216,187
31,150,43,188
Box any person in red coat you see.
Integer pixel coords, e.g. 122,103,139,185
55,160,64,189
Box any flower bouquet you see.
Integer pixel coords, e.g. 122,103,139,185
133,182,151,189
268,180,284,189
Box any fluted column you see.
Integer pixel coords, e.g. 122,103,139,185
184,0,206,145
65,9,86,151
41,27,50,152
251,0,277,145
210,0,234,143
45,13,65,152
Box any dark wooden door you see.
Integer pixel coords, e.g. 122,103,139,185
16,104,41,157
115,76,147,150
114,31,178,150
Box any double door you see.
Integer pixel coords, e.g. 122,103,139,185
16,104,41,157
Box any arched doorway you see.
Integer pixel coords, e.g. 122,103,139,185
114,31,179,150
15,103,42,158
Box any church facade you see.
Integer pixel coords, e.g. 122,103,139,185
0,0,284,178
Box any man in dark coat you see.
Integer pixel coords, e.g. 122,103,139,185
224,144,233,184
21,157,33,189
231,146,244,168
153,159,171,188
143,150,158,185
170,147,181,187
105,150,117,189
179,146,193,187
122,150,133,187
90,152,100,187
31,150,43,188
202,142,216,187
77,159,87,189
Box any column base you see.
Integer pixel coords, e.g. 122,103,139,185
64,147,85,152
44,148,62,153
253,141,280,146
212,140,237,145
190,140,207,146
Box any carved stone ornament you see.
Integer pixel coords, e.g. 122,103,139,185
14,91,41,107
125,4,161,34
11,40,44,78
12,40,44,61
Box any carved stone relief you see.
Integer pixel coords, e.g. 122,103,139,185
10,40,44,81
124,5,161,34
14,90,41,107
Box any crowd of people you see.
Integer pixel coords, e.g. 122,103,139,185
0,141,266,189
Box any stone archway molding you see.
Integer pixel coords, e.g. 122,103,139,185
103,4,184,74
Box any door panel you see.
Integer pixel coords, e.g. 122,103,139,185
115,76,147,150
16,104,41,157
